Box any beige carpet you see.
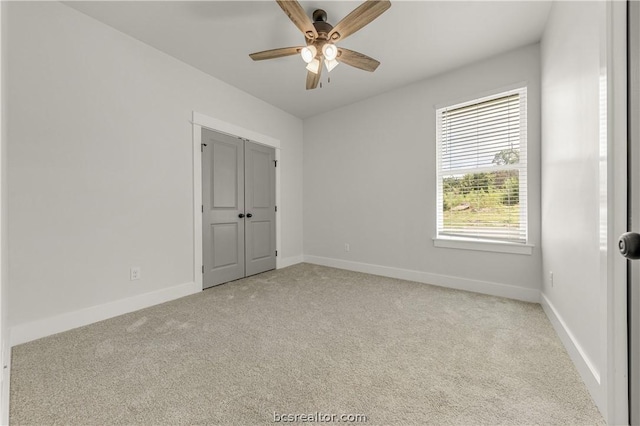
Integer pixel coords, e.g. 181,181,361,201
10,263,603,425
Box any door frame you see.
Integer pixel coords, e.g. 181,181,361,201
191,111,281,289
626,0,640,423
607,0,629,423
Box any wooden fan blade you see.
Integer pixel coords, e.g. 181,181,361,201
249,46,303,61
337,48,380,72
306,65,322,90
276,0,318,40
328,0,391,42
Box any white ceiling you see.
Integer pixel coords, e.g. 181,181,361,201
65,1,552,119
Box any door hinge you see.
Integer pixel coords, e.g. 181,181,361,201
274,160,278,167
201,205,204,213
201,143,207,152
202,265,204,274
275,206,277,212
275,250,278,257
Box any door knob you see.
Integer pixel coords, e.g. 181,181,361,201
238,213,245,218
246,213,253,218
619,232,640,259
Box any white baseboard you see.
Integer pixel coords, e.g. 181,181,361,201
540,293,603,409
10,281,200,347
278,255,304,269
303,255,540,303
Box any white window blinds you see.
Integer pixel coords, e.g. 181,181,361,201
436,87,527,243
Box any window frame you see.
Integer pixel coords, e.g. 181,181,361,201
434,86,532,255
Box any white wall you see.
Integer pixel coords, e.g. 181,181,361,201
540,0,610,416
303,44,541,301
6,2,303,339
0,2,9,423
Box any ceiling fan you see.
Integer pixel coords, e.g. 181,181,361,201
249,0,391,90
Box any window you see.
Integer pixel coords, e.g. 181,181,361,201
435,87,527,246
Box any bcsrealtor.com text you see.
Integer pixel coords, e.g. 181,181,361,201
273,412,368,423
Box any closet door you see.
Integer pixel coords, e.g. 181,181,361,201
202,130,276,288
202,129,245,288
244,141,276,277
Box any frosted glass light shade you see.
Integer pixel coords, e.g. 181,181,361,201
306,58,320,74
300,46,317,63
324,59,339,72
322,43,338,61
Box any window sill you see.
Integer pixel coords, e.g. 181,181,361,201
433,236,534,255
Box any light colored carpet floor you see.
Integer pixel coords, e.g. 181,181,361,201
10,263,604,425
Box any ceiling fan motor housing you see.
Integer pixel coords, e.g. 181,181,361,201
313,9,333,40
308,9,334,56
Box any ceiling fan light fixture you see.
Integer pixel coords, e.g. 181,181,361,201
300,46,317,63
306,58,320,74
324,58,339,72
322,43,338,61
248,0,391,90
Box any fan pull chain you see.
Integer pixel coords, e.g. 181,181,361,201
319,75,332,89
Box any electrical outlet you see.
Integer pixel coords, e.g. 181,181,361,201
549,271,554,288
130,266,141,281
344,243,350,252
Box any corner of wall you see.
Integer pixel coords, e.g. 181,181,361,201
278,255,304,269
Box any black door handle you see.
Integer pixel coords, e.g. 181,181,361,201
619,232,640,259
238,213,245,218
246,213,253,218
